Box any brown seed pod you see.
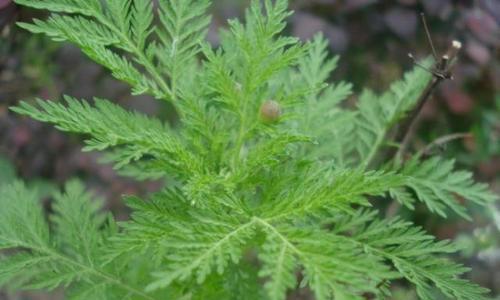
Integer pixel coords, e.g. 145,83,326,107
259,100,281,123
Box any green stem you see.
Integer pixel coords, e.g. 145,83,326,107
336,233,455,297
52,251,156,300
361,132,385,170
253,217,301,255
232,93,250,170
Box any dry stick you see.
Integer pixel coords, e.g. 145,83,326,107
419,132,472,158
383,40,462,220
384,76,442,219
386,40,463,163
387,14,464,163
392,76,442,161
381,74,442,164
421,13,439,61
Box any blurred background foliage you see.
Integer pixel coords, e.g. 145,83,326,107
0,0,498,299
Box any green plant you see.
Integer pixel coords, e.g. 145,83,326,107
2,0,498,299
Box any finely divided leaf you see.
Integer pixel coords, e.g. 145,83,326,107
331,210,491,300
398,156,498,219
11,97,201,180
146,215,257,291
258,234,298,300
0,182,154,299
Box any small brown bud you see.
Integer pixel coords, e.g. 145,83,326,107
259,100,281,123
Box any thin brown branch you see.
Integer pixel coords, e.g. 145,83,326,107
392,76,442,161
418,132,472,158
384,40,462,163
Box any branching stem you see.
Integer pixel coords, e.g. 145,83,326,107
1,236,156,300
93,14,174,102
361,70,442,170
418,132,471,158
392,76,442,162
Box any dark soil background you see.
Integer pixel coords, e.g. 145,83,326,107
0,0,498,299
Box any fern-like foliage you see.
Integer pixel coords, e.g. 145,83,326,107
0,181,176,300
15,0,211,100
392,156,497,219
293,34,354,164
11,96,200,179
5,0,498,299
327,210,490,300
